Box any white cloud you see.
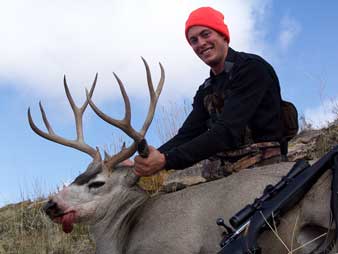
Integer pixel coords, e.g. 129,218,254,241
278,15,301,50
0,0,271,104
304,99,338,128
1,0,277,206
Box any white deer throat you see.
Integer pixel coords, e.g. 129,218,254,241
90,187,148,254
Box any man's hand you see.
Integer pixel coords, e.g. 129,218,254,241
134,146,166,176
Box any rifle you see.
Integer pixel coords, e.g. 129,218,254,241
217,145,338,254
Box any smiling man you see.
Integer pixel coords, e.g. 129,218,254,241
134,7,285,177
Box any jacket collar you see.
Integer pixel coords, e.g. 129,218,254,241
209,47,236,78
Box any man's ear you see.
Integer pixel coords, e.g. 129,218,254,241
223,39,229,47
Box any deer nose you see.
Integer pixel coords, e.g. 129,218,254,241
43,200,62,218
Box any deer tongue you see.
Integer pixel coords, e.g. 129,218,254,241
61,212,75,233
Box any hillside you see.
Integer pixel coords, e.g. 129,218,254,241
0,199,94,253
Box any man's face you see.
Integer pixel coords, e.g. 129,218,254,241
187,26,228,74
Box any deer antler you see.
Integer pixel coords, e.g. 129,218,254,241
28,74,101,161
87,57,165,168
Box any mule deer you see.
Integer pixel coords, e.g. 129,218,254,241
28,59,335,254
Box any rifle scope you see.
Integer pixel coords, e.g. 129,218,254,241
229,159,310,228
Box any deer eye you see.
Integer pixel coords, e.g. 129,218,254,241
88,181,105,189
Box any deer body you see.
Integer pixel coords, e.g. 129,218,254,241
52,162,331,254
28,59,334,253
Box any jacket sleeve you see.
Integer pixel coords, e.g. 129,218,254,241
158,87,209,153
163,60,275,169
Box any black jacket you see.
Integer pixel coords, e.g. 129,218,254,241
158,47,283,169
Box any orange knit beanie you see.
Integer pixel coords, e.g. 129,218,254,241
185,7,230,44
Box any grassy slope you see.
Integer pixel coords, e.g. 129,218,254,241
0,199,94,254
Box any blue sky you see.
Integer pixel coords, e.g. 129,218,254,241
1,0,337,207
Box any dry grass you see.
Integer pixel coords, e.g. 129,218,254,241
260,210,332,254
0,199,94,254
314,124,338,158
155,100,191,143
298,113,314,133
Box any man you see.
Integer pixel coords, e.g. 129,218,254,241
134,6,283,177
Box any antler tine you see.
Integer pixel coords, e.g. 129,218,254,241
28,106,98,158
64,74,98,110
106,142,137,169
82,73,98,111
64,74,97,142
27,75,100,160
39,101,55,135
88,58,165,169
86,73,142,142
113,73,132,125
28,105,53,141
140,57,165,136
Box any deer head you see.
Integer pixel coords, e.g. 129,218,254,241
28,58,164,233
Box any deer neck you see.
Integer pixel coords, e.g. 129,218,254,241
90,184,148,254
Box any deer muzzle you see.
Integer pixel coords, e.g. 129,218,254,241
43,200,64,219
